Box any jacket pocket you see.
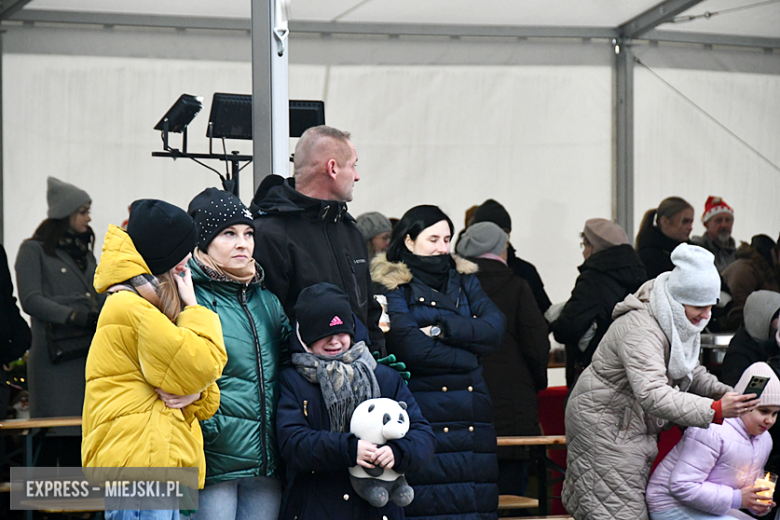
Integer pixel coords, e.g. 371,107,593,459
200,416,221,445
614,408,632,442
345,253,367,308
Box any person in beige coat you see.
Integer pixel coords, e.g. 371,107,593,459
562,244,761,520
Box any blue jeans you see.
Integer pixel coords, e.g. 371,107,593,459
192,476,282,520
105,509,180,520
650,505,751,520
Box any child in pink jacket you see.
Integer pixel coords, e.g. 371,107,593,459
646,362,780,520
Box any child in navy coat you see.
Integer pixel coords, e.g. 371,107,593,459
276,283,436,520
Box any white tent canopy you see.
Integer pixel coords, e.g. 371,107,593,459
2,0,779,308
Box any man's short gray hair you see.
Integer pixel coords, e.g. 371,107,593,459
293,125,352,180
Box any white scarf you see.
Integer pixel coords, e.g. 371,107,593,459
649,272,709,390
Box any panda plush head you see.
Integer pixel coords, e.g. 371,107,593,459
350,398,410,446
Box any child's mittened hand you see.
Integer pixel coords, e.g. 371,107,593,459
371,445,395,470
356,439,378,468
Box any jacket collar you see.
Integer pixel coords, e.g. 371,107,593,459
724,416,755,440
254,178,355,224
371,253,478,291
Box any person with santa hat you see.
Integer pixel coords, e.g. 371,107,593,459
691,196,737,274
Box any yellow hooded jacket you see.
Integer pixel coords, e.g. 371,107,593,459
82,225,228,488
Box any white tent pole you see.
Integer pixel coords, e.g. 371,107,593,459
251,0,290,190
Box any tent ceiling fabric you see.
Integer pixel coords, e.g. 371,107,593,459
22,0,780,39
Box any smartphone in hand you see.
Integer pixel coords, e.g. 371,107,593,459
744,375,770,399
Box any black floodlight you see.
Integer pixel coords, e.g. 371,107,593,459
290,100,325,138
207,94,326,140
154,94,203,133
207,93,253,140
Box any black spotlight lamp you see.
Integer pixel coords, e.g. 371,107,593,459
154,94,203,152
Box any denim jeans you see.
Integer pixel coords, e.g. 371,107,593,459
650,505,754,520
192,476,282,520
105,509,180,520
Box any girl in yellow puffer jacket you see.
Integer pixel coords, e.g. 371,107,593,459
82,199,228,520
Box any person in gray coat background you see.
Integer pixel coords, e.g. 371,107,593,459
15,176,105,466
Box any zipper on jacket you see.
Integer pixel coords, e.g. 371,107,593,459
345,253,363,305
239,285,268,475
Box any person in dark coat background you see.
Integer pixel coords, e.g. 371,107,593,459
15,176,105,466
276,283,435,520
372,205,506,520
1,243,31,419
470,199,552,313
720,290,780,387
721,234,780,331
547,218,646,388
456,221,550,507
635,196,694,280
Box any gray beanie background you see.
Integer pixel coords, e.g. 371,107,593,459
456,221,508,258
667,243,721,306
47,176,91,219
583,218,629,253
744,290,780,342
356,212,392,240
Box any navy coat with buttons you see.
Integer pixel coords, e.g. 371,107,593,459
371,254,506,520
276,357,436,520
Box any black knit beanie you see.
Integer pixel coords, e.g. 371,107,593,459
472,199,512,232
188,188,254,251
294,283,355,347
127,199,197,275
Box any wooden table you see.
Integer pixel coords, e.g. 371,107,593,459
497,435,567,516
0,416,82,467
0,417,84,520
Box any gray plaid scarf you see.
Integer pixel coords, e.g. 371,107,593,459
292,342,380,433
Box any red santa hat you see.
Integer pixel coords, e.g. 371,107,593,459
701,196,734,223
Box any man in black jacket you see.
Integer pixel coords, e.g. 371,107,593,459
251,126,385,354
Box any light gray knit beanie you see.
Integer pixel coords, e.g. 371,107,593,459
456,221,508,258
667,243,721,306
744,291,780,342
734,362,780,408
356,212,392,240
47,176,91,219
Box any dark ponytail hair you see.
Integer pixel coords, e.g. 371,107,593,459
635,196,692,246
386,205,454,263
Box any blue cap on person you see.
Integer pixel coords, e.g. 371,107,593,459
127,199,197,275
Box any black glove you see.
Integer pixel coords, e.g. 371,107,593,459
67,310,89,327
373,352,410,383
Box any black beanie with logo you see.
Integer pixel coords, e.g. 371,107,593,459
294,283,355,347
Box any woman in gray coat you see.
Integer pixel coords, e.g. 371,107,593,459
562,244,759,520
15,177,105,466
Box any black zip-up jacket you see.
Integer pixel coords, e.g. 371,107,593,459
549,244,647,387
251,177,385,354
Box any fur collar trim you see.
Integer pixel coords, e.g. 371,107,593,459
371,253,478,291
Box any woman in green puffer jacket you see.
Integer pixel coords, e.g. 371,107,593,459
187,188,291,520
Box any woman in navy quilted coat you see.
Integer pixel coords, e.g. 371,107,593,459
371,205,506,520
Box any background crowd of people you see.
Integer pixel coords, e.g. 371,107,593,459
2,125,780,520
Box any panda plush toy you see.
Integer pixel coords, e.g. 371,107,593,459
348,398,415,508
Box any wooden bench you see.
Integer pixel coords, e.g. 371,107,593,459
0,416,82,468
497,435,567,516
499,494,539,509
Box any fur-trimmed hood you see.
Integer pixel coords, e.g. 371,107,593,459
371,253,478,291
